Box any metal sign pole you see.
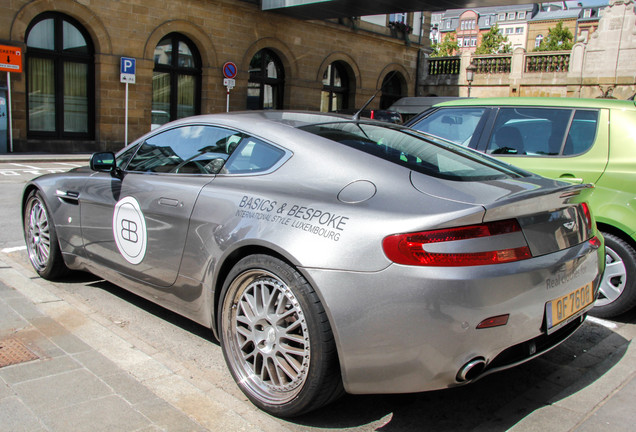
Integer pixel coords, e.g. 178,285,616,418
125,82,129,145
226,87,230,112
7,72,12,153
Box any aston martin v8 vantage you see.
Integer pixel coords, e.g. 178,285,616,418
23,111,604,417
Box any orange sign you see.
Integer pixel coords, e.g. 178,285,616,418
0,45,23,73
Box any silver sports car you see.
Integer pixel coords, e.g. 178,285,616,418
23,111,604,417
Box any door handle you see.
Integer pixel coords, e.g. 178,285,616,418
158,197,180,207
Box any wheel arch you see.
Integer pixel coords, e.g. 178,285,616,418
211,244,306,336
597,222,636,251
21,183,41,222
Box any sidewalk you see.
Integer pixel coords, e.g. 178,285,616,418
0,269,205,431
0,253,294,432
0,153,91,163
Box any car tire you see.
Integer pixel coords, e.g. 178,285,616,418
23,190,69,280
219,254,343,417
592,232,636,318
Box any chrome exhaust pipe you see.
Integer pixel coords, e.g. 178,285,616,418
457,357,486,382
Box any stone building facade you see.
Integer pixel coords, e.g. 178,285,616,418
1,0,421,153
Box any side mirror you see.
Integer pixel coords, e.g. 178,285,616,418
90,152,116,172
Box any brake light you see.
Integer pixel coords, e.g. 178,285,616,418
383,219,532,267
370,110,375,119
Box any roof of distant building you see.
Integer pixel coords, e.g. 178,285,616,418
530,9,585,21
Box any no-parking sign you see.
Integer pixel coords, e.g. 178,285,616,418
223,62,237,79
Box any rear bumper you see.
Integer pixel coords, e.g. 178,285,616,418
303,239,602,394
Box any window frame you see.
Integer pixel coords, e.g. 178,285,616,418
247,48,285,110
120,123,291,176
25,12,95,140
321,61,351,112
152,33,202,125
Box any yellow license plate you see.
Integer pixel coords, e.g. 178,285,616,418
546,283,594,330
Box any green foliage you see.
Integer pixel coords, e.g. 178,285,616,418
431,33,460,57
475,24,511,55
535,21,574,51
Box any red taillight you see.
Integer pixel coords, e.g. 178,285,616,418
383,219,532,267
370,110,375,119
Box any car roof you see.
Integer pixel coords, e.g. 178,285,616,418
158,111,367,132
433,97,636,110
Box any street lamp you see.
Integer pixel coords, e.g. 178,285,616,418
466,61,477,97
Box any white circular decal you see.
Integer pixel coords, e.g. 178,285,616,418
113,196,147,265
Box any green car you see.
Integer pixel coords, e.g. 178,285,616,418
407,97,636,318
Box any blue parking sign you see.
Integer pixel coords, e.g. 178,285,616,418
121,57,135,74
120,57,136,84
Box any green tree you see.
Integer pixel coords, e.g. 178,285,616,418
475,24,511,55
535,21,574,51
431,32,460,57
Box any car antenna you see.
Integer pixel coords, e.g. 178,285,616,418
352,70,398,121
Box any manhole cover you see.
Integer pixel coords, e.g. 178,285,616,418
0,338,40,368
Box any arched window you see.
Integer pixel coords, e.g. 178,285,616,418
26,13,94,138
380,72,405,109
247,49,285,110
321,62,350,112
152,33,201,128
535,34,544,48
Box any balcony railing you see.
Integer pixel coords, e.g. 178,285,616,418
428,57,461,75
525,52,570,72
472,55,512,74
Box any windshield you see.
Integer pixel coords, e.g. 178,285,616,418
299,122,527,181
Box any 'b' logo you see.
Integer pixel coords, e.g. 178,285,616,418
120,219,138,243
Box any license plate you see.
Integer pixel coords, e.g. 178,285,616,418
546,283,594,331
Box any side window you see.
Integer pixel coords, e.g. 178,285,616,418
563,110,599,155
486,108,573,156
410,108,488,146
116,146,136,169
223,137,286,174
126,125,244,174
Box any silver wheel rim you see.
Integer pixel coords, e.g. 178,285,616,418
597,246,626,307
26,197,51,272
223,269,310,404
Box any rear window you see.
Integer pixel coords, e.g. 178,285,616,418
300,122,525,181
